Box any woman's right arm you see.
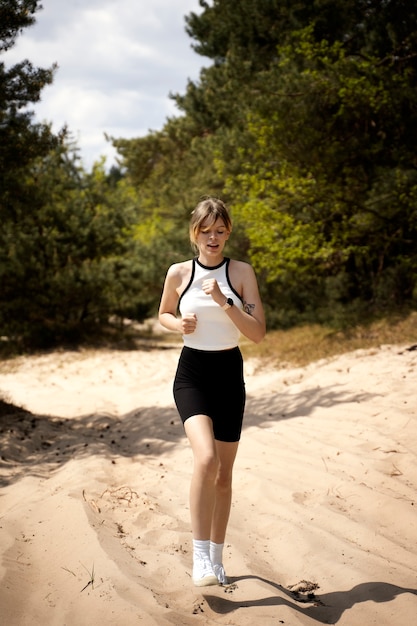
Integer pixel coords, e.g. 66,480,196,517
158,264,197,335
158,265,182,333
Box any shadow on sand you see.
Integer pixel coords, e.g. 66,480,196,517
204,574,417,623
0,361,377,487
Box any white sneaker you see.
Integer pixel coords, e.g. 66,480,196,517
213,563,228,585
192,554,219,587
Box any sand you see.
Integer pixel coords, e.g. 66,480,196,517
0,335,416,625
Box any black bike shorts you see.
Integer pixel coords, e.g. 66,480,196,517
173,346,246,442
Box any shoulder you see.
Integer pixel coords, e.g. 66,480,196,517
164,259,193,292
228,258,256,278
228,259,259,297
166,259,193,278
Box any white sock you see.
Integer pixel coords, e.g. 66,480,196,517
210,541,224,565
193,539,210,560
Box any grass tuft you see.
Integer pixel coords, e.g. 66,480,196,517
240,310,417,368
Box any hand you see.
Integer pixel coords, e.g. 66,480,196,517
181,313,197,334
202,278,224,305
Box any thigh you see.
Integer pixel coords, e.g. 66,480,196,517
174,348,212,422
184,414,217,461
211,348,245,442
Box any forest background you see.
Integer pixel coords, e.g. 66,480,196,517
1,0,417,350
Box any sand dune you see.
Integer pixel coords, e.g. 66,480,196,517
0,341,416,625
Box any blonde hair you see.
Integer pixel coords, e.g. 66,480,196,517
189,197,232,252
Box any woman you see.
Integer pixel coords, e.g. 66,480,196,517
158,197,266,587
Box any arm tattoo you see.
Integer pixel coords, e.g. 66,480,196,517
243,301,255,316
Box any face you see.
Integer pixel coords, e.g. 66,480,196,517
196,218,230,258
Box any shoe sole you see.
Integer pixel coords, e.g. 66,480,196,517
193,574,219,587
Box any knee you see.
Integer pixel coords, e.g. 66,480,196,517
195,452,218,481
215,468,233,493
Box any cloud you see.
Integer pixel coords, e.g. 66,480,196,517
4,0,207,168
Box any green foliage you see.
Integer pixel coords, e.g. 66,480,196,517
0,1,58,164
1,2,163,348
111,1,417,328
3,0,417,348
1,1,39,51
213,13,417,324
0,146,152,346
113,117,222,216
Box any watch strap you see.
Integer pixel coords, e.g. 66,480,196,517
222,297,234,310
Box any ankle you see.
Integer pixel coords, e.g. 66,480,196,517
210,540,224,565
193,539,210,559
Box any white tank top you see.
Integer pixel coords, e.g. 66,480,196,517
179,257,243,350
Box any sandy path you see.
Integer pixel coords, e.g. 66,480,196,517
0,342,416,625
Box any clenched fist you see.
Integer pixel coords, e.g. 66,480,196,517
202,278,224,305
181,313,197,334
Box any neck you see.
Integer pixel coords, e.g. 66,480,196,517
197,253,224,267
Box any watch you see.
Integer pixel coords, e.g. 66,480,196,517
222,297,234,310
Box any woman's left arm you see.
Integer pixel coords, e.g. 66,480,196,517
228,262,266,344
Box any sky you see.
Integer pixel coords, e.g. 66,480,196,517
5,0,208,168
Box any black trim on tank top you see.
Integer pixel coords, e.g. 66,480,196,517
178,259,195,308
225,261,243,303
195,257,228,271
178,257,242,307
